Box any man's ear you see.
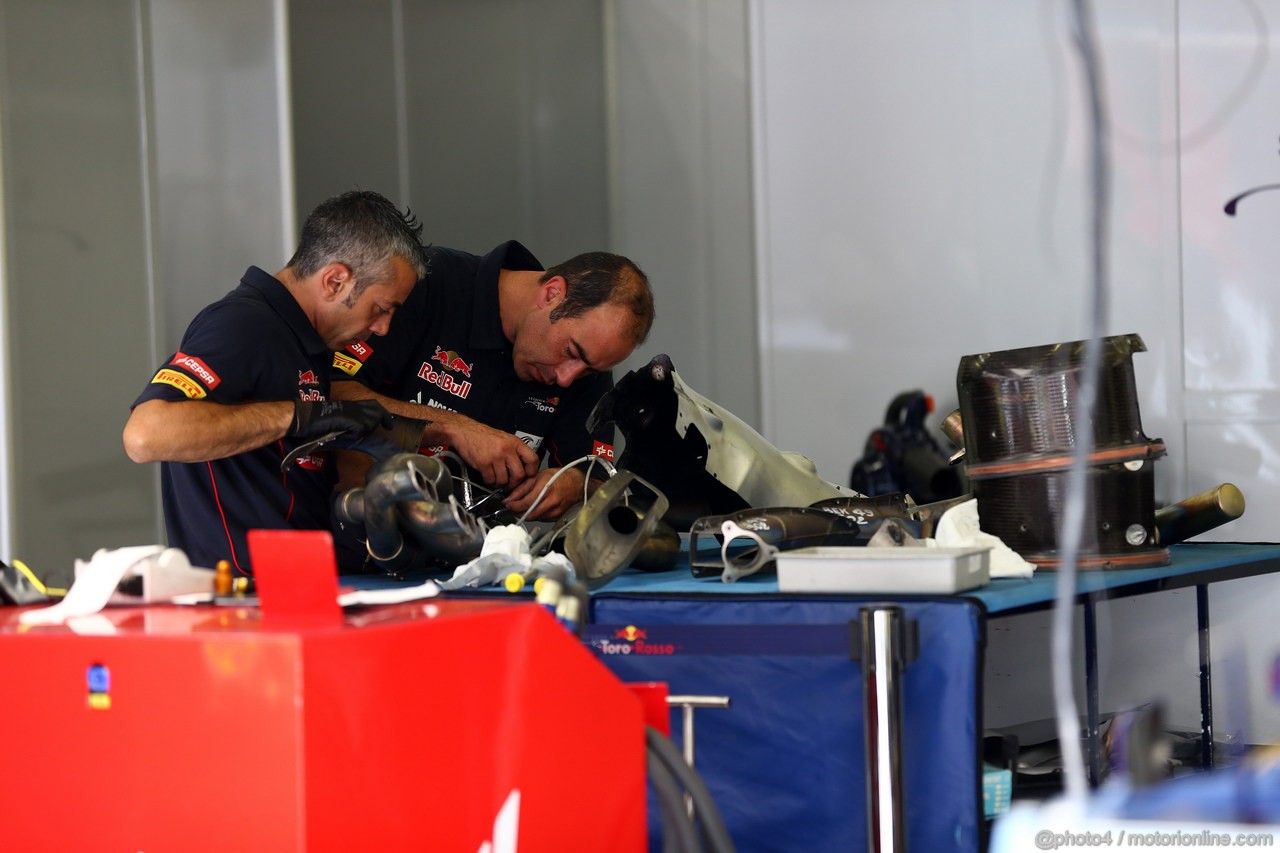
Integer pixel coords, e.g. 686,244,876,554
536,275,566,309
318,262,353,301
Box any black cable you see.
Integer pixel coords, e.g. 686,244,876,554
646,726,736,853
647,742,700,853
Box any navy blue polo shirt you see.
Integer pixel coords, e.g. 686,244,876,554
132,266,337,574
334,241,616,471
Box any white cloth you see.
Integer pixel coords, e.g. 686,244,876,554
932,499,1036,579
441,524,533,590
19,545,166,625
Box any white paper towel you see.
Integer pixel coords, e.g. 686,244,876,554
932,499,1036,579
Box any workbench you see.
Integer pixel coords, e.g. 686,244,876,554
584,541,1280,851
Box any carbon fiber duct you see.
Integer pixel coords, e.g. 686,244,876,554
956,334,1168,569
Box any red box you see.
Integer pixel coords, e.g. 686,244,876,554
0,598,646,852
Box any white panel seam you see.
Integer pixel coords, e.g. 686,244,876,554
275,0,297,256
746,0,774,438
391,0,411,209
134,0,166,542
0,0,12,558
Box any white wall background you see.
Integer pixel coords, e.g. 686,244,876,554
746,0,1280,740
606,0,759,421
751,0,1185,502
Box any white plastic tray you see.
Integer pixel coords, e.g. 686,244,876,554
776,546,991,594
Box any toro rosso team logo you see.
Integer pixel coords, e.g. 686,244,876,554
592,625,675,656
431,346,474,378
524,395,559,414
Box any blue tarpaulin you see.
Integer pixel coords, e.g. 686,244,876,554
587,594,985,852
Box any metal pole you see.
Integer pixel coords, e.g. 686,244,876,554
666,694,732,818
1084,593,1101,786
862,605,906,853
1197,584,1215,769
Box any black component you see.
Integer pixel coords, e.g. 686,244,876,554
0,560,52,606
972,461,1166,568
116,575,146,597
645,726,737,853
688,506,867,579
850,391,964,505
587,354,750,531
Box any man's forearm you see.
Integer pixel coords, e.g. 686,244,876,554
123,399,294,463
331,381,541,487
332,380,471,446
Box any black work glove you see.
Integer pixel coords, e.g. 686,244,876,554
289,399,393,441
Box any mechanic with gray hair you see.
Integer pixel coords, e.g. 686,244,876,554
123,190,425,575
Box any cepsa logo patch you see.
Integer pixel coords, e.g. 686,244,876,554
292,454,327,471
333,352,362,376
151,368,206,399
592,625,676,656
170,352,220,390
592,440,615,461
346,340,374,362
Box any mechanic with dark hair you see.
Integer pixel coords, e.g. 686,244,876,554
123,190,426,574
332,241,654,522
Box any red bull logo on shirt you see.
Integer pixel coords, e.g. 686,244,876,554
297,370,319,386
418,361,472,400
431,346,474,378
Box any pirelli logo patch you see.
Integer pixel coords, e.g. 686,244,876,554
152,368,206,399
333,352,362,376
